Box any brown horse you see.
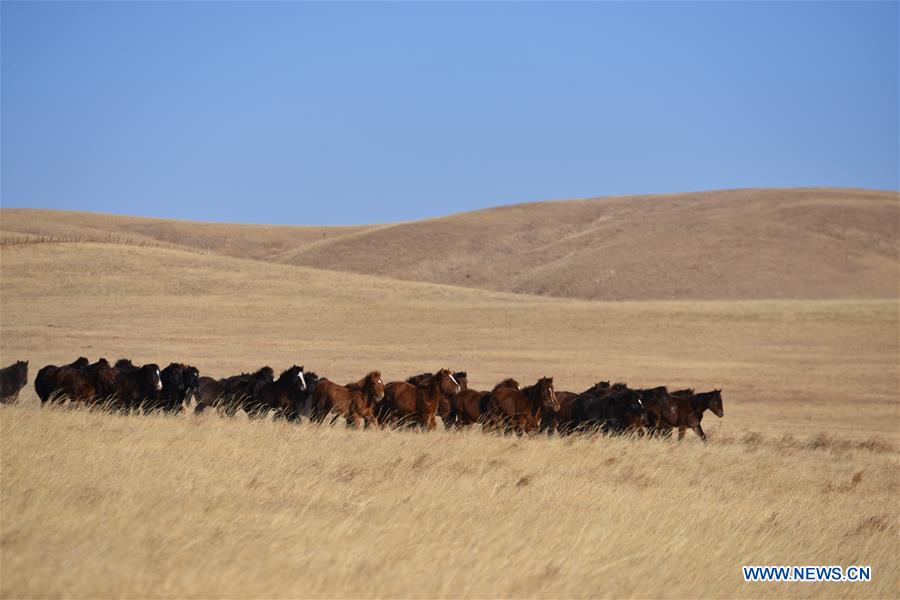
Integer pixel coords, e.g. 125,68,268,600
484,377,558,435
664,389,723,441
382,369,462,430
0,361,28,405
638,386,678,435
452,378,518,428
34,357,89,404
406,371,467,428
57,358,117,405
312,371,384,428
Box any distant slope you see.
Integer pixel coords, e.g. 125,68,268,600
2,188,897,300
0,209,372,261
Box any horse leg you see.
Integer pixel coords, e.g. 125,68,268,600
516,416,529,436
677,426,686,441
693,423,708,442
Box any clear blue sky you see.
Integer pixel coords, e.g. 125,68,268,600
2,1,897,225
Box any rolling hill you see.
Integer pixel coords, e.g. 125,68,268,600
1,190,898,599
3,187,897,301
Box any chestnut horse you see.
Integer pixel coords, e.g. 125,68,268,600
453,378,518,428
484,377,558,435
312,371,384,428
382,369,461,430
406,371,467,428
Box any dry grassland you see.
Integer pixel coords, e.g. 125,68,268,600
2,407,898,599
0,216,898,598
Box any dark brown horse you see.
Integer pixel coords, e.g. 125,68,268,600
382,369,462,430
638,386,678,435
116,363,163,411
663,389,723,441
484,377,558,434
52,358,117,405
195,366,275,416
540,390,578,434
254,365,307,420
570,382,645,435
312,371,384,428
35,357,89,404
0,361,28,404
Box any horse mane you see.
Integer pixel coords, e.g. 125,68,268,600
494,378,519,391
520,379,547,416
252,366,273,378
277,365,299,381
406,372,433,385
70,357,90,369
347,371,380,392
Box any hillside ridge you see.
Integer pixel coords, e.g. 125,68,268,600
2,187,897,300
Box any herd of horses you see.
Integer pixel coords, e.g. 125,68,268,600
0,358,725,440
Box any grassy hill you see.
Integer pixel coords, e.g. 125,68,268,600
4,187,897,300
1,193,898,598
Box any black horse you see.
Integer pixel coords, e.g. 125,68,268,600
0,360,28,404
252,365,308,420
140,363,200,413
195,366,275,416
571,382,645,435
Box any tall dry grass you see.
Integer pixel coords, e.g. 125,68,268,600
1,405,896,599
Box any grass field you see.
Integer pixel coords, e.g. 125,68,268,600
1,199,898,598
2,407,897,599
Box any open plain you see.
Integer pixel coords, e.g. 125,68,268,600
1,189,898,598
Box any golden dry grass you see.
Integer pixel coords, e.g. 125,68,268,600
0,213,898,598
1,407,897,599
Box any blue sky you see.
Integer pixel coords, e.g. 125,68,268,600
2,1,897,225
